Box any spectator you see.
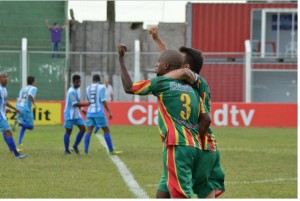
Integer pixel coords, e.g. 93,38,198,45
104,80,114,101
45,17,67,58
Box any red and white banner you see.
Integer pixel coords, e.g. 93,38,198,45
16,101,296,127
103,102,297,128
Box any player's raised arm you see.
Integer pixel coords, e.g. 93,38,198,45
148,26,167,52
45,17,50,29
118,44,134,94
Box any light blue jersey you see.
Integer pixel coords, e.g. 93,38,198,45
0,84,7,121
16,85,37,110
86,83,106,118
64,86,82,120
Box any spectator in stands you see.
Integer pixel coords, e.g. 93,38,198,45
45,17,67,58
104,80,114,102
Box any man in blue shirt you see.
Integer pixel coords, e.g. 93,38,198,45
84,74,122,155
12,76,37,152
0,72,27,159
63,74,89,155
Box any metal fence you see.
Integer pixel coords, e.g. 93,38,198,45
0,49,297,103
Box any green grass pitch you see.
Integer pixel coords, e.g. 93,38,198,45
0,125,297,198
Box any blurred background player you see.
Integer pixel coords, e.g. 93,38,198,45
12,76,37,153
63,74,89,155
149,26,225,198
0,72,27,159
85,74,122,155
104,79,113,102
45,17,67,58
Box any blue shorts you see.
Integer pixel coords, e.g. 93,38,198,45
64,117,85,129
17,107,34,126
86,116,108,127
0,119,10,131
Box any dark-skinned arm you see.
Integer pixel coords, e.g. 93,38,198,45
149,27,167,52
198,100,211,139
164,68,197,85
118,44,134,94
6,102,21,115
102,100,112,120
28,94,36,109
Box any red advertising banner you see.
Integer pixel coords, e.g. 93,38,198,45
62,101,297,127
100,102,297,128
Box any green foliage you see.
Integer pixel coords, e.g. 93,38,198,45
0,126,297,198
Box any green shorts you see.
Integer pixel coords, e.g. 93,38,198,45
193,150,225,198
157,145,203,198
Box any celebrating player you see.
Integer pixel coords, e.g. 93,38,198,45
149,26,225,198
118,44,211,198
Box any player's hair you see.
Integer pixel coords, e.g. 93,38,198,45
27,76,35,85
72,74,81,82
93,74,101,82
179,46,203,74
53,22,58,26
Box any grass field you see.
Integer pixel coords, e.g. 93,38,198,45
0,125,297,198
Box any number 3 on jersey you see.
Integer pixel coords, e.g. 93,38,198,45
180,93,191,120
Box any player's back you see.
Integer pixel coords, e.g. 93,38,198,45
154,77,201,148
86,83,106,117
16,85,37,109
64,86,81,120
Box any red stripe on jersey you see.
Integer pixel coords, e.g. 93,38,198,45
201,92,206,102
207,134,216,152
183,127,195,147
132,80,151,94
199,98,206,114
157,96,177,146
167,146,188,198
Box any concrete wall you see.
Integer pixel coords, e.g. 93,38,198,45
69,21,185,101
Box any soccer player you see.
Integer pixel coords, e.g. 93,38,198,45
0,72,27,159
84,74,122,155
149,27,225,198
118,44,211,198
63,74,88,155
13,76,37,152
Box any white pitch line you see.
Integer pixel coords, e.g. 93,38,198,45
225,177,297,184
95,134,149,198
145,177,297,187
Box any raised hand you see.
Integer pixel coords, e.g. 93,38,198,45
117,44,127,57
148,26,159,39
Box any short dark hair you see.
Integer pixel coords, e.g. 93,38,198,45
53,22,58,26
72,74,81,82
179,46,203,74
27,76,35,85
93,74,101,82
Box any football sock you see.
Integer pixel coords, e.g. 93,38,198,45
94,126,100,134
84,134,91,153
73,131,84,148
18,127,26,145
6,137,19,156
2,132,8,146
64,133,70,152
104,132,113,152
